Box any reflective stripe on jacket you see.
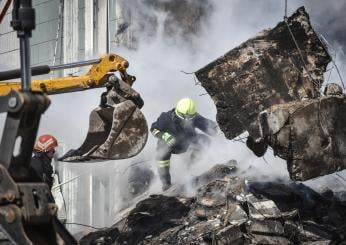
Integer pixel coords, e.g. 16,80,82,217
150,109,217,145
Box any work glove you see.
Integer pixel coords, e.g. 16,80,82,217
161,132,176,147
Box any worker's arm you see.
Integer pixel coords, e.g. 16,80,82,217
150,113,176,146
151,128,176,147
150,112,166,138
150,128,164,139
194,114,219,136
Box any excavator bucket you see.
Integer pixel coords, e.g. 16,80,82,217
59,100,148,162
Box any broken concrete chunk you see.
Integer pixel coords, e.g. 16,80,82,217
193,180,228,219
246,194,282,219
249,219,285,235
224,204,248,225
260,95,346,180
251,234,291,245
196,180,228,208
324,83,343,96
195,7,330,140
192,163,237,188
216,225,245,245
226,176,246,197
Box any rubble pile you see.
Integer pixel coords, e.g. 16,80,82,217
80,165,346,244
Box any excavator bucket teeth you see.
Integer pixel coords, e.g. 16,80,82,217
59,100,148,162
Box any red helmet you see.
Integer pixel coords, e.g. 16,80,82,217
34,134,58,152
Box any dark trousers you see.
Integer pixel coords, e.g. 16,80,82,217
156,134,210,187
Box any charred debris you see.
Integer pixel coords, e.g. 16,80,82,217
80,7,346,245
195,7,345,181
80,163,346,244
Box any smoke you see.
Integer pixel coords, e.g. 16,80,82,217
114,0,346,197
113,0,213,49
1,0,346,228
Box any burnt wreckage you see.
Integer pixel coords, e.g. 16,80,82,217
80,164,346,244
195,7,345,181
80,7,346,245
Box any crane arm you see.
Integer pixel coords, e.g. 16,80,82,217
0,53,135,96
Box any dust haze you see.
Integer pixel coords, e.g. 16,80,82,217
1,0,345,227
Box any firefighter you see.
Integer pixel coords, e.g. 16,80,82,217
151,98,218,190
30,134,58,189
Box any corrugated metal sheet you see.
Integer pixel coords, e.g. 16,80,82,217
109,0,117,49
0,0,61,68
0,50,20,69
32,0,60,66
78,0,85,60
0,32,19,54
63,0,79,75
0,12,13,34
58,161,117,232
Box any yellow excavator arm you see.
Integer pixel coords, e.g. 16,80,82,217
0,53,148,162
0,53,134,96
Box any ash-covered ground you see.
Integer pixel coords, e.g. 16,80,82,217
79,162,346,244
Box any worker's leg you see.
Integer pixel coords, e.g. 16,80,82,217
156,141,173,191
188,134,211,167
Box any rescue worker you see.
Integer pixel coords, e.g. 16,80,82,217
151,98,218,190
30,134,58,189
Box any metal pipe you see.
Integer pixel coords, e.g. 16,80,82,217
19,37,32,91
0,58,101,81
0,65,50,81
50,58,101,71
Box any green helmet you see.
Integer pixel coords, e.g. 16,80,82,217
175,98,197,120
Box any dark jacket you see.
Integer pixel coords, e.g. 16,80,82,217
30,151,54,189
151,109,217,147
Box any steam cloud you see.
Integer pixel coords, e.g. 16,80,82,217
0,0,345,228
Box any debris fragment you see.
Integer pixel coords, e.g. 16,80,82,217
196,7,330,141
260,94,346,180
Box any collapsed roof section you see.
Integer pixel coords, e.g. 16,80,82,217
195,7,331,140
194,7,346,181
